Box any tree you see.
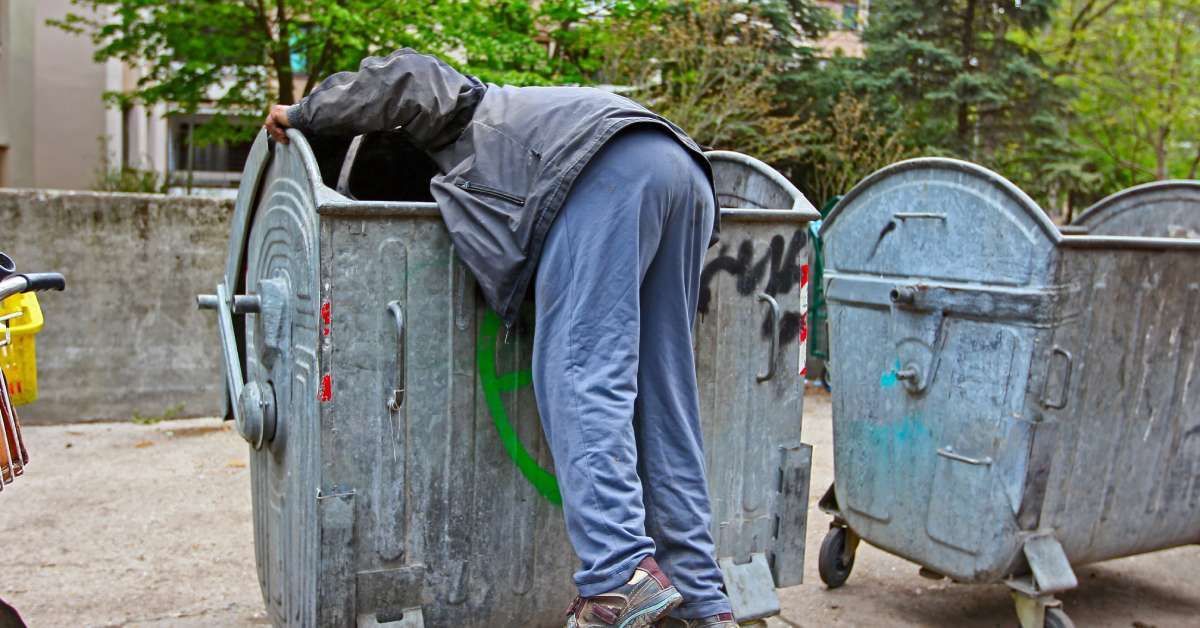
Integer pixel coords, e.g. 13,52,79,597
1040,0,1200,186
850,0,1077,209
599,0,829,165
50,0,664,144
794,92,915,204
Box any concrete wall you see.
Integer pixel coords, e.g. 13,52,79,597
0,189,232,423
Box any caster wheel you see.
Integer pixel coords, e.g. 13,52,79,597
818,526,856,588
1044,608,1074,628
820,369,832,392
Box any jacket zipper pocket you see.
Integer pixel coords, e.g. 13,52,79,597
457,180,526,206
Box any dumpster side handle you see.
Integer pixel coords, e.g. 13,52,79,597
756,293,780,382
386,301,405,412
1041,347,1073,410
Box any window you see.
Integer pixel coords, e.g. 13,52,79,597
122,104,132,169
168,114,254,186
841,4,859,30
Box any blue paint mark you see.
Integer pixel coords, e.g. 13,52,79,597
864,413,932,453
893,413,928,445
880,359,902,388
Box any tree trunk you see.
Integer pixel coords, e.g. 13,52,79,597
273,0,294,104
1155,125,1170,180
957,0,978,153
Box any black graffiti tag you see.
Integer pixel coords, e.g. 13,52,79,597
698,229,808,346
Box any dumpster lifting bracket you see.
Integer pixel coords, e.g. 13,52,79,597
1021,533,1077,594
1005,533,1078,628
718,552,780,622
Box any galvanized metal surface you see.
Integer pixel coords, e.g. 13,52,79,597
819,157,1200,622
203,131,816,627
1071,180,1200,238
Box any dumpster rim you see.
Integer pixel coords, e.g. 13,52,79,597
317,200,441,217
719,207,820,222
1059,234,1200,250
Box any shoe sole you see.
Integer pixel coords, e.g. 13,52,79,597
617,587,683,628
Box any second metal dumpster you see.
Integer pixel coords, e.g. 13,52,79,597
200,130,818,627
817,158,1200,628
1070,179,1200,238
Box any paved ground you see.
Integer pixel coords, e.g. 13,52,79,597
1,390,1198,627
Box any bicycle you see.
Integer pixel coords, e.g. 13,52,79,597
0,252,65,491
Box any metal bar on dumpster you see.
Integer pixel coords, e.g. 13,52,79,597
215,282,246,426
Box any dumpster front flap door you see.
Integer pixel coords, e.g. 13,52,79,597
242,139,323,627
320,207,577,627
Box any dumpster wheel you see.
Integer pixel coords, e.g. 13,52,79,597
1044,608,1074,628
818,526,858,588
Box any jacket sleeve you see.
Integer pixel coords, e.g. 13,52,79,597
285,48,483,149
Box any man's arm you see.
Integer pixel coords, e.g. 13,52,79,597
262,48,482,147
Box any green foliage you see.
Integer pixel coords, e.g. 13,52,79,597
1036,0,1200,198
132,402,186,425
596,0,839,179
90,136,165,193
54,0,1194,216
50,0,666,144
857,0,1066,191
93,167,164,194
794,92,916,205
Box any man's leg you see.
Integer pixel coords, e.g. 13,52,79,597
532,127,673,598
634,143,731,620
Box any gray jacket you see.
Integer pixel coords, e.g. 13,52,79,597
287,49,717,325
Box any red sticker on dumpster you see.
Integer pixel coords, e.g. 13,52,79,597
799,263,809,377
321,301,331,336
319,374,332,402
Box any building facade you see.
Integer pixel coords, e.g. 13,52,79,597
0,0,126,189
0,0,222,192
813,1,869,58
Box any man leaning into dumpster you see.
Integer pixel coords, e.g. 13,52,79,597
264,49,733,628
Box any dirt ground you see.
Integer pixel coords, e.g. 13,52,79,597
1,391,1198,627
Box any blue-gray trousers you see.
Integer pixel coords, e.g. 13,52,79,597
532,127,731,619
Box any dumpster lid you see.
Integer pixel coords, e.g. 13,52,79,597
1071,179,1200,239
706,150,820,220
821,157,1060,242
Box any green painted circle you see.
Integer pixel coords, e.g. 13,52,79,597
477,310,561,505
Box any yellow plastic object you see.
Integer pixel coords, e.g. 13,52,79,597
0,292,44,406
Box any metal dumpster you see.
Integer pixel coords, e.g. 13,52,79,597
803,196,841,389
817,158,1200,628
1069,179,1200,238
199,130,818,627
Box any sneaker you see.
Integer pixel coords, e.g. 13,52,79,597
657,612,738,627
565,557,683,627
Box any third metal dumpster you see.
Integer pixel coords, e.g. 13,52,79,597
817,158,1200,628
1070,179,1200,238
199,131,818,627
